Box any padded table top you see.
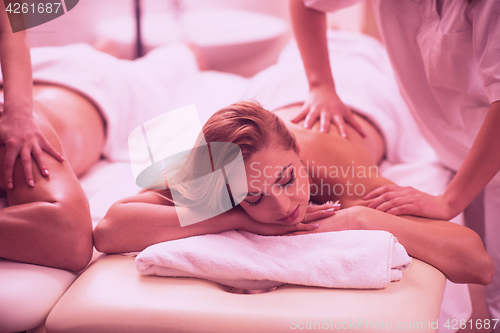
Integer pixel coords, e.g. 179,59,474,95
46,254,445,332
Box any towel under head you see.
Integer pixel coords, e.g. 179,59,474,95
136,229,411,290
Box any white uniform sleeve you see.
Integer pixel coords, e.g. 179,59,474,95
303,0,363,13
471,0,500,103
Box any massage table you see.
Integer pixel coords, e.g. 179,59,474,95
45,254,444,333
0,146,462,333
0,157,453,333
39,159,452,333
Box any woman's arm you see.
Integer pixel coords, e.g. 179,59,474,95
289,0,364,136
302,142,493,284
94,193,327,254
94,192,252,254
297,206,494,285
0,1,64,188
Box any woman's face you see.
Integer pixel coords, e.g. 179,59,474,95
239,147,310,225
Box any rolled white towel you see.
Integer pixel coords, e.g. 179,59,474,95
136,229,411,290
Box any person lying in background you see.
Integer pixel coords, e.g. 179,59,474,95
94,101,494,287
0,82,97,271
0,0,64,189
0,1,92,271
0,33,240,271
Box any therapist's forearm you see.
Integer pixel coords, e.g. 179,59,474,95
289,0,335,90
444,101,500,215
0,31,33,115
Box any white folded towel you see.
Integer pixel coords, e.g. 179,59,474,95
136,230,411,290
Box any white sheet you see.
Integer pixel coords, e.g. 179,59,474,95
0,43,248,162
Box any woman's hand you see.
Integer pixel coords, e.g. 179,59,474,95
0,113,65,188
302,200,340,222
291,86,366,137
241,202,339,236
364,185,457,220
288,206,365,236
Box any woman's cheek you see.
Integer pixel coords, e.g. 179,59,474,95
241,205,272,224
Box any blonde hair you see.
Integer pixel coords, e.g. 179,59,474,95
152,101,299,208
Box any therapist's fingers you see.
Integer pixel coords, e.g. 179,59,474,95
366,190,404,210
291,107,310,123
370,196,410,213
320,112,331,133
303,107,321,129
332,114,348,138
39,136,65,163
364,184,400,201
3,144,19,189
33,136,66,179
31,144,49,177
20,147,35,187
385,204,415,216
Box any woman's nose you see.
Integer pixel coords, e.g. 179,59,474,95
271,190,291,215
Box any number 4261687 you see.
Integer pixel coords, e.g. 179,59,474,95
444,318,498,330
5,2,62,14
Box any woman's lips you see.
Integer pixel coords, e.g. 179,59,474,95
277,205,300,223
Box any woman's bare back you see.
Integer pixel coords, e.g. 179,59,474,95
275,104,390,206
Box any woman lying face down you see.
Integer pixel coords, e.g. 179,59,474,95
94,101,494,285
0,84,105,271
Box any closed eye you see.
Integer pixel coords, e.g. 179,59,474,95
282,169,295,187
247,194,264,207
246,169,295,207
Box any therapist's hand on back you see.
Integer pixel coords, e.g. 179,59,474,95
0,112,65,188
364,184,457,221
291,85,366,138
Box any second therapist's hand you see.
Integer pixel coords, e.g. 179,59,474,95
0,113,64,188
291,86,366,137
364,185,457,220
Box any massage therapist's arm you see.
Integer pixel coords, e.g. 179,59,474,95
0,1,64,188
0,114,92,271
94,193,322,254
301,148,493,285
366,101,500,220
289,0,364,136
